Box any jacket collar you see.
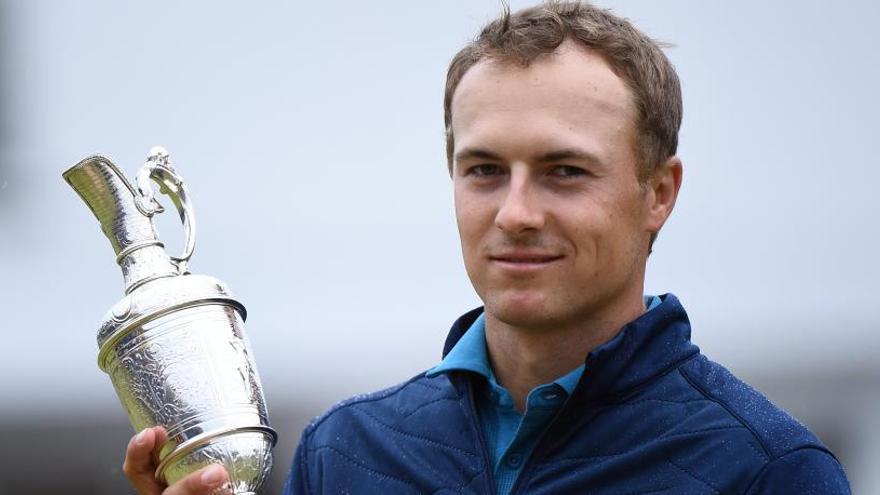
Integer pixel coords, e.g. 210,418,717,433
441,294,699,403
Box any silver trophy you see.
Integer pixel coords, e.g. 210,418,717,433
64,147,277,495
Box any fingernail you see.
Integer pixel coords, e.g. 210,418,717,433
201,465,225,486
135,429,148,445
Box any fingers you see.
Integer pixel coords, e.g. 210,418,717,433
124,426,230,495
123,426,168,495
163,464,230,495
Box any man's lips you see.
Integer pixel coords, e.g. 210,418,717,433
488,253,564,267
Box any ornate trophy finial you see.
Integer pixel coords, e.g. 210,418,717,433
63,147,276,494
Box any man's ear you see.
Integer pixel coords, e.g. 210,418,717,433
645,156,683,235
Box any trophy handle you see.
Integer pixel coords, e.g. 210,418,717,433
135,146,197,274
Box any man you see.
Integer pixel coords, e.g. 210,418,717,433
124,2,851,494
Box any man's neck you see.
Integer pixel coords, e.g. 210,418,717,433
484,293,648,412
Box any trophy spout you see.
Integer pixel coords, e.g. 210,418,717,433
63,154,178,292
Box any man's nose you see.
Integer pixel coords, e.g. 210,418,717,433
494,174,545,234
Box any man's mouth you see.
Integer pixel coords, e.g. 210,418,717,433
489,253,564,268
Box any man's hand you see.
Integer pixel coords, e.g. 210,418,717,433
123,426,229,495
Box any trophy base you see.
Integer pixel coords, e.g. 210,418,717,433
158,426,277,495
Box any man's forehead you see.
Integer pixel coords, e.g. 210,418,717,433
450,42,638,160
451,42,636,129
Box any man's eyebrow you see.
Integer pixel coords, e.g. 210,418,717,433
454,147,604,165
454,147,504,163
534,148,603,164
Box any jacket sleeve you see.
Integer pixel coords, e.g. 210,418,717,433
282,430,313,495
745,447,851,495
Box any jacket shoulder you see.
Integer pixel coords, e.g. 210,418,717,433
288,372,488,495
574,354,850,493
679,355,834,460
304,371,461,438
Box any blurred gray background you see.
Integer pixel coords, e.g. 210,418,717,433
1,0,878,493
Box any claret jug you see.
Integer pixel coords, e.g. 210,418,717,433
63,147,276,495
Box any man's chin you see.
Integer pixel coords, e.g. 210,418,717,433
483,295,558,329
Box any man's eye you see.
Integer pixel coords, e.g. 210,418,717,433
550,165,587,178
468,164,504,176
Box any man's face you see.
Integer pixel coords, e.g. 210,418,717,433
451,42,659,330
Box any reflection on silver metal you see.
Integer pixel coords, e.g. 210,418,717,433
63,147,276,494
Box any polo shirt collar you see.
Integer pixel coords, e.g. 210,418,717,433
435,294,698,402
427,312,493,378
428,295,664,395
427,312,584,395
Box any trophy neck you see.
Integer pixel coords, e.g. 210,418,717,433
118,243,179,294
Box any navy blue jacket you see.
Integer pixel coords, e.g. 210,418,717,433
284,295,850,494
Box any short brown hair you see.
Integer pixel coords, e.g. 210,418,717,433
444,1,682,180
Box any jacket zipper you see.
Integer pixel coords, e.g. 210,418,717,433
507,382,606,494
464,377,498,494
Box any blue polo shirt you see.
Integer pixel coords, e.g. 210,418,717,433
427,296,662,495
